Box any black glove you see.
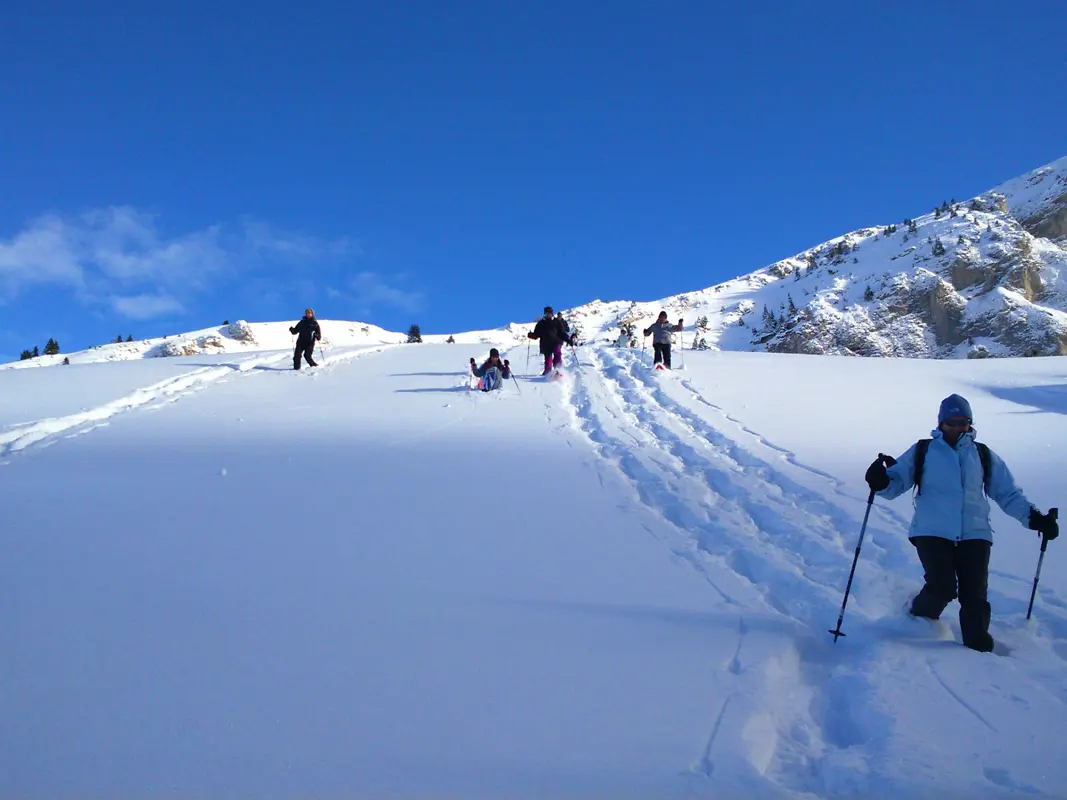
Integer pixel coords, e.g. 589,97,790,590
1028,508,1059,540
865,455,894,492
470,357,475,364
503,359,509,366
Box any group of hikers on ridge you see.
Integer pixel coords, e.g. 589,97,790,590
291,304,685,381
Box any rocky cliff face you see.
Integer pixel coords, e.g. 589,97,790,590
992,156,1067,244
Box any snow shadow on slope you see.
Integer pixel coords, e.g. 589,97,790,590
981,382,1067,417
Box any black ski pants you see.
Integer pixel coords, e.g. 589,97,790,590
294,341,317,369
910,536,993,651
653,342,672,368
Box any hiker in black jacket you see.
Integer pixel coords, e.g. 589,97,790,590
289,308,321,370
527,306,567,375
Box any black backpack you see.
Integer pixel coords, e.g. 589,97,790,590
913,438,992,495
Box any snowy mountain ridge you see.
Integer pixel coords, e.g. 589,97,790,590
561,154,1067,359
6,154,1066,367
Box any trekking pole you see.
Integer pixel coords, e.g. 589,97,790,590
829,469,885,642
642,335,648,366
511,373,522,394
318,343,327,365
1026,507,1058,620
526,341,531,377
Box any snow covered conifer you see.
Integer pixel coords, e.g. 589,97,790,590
407,324,422,343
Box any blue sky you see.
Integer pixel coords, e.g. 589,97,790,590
1,0,1064,361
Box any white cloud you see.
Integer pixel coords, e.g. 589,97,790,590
110,294,186,320
0,207,357,319
0,214,85,292
347,271,424,313
240,217,359,263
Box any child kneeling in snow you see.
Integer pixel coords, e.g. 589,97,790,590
470,349,511,391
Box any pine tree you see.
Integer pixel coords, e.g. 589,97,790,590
406,324,422,343
222,320,230,325
126,335,133,342
115,335,124,343
864,285,874,301
958,235,966,246
62,357,70,365
446,335,455,343
787,295,797,315
32,346,39,357
933,238,946,257
43,338,60,355
20,349,32,360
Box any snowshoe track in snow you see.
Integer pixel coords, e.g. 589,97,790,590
0,345,395,462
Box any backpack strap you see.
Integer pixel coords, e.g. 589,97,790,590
976,442,991,495
913,439,932,494
914,437,991,495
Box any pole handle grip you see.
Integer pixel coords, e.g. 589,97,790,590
1041,508,1058,552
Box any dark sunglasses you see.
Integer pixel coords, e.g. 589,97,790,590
942,418,971,429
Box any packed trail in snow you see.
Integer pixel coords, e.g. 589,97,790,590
1,340,1065,798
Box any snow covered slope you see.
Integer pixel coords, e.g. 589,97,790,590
1,318,529,369
2,341,1065,797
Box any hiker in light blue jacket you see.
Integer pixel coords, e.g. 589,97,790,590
865,394,1058,652
469,348,511,391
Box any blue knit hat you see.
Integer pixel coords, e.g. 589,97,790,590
938,394,973,423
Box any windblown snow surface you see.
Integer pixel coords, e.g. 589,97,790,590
2,340,1066,798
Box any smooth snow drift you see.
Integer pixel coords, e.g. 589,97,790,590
2,341,1065,798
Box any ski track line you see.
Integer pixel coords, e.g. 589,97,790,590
926,658,998,733
607,348,954,625
598,346,915,623
0,364,241,461
564,346,911,797
0,345,397,462
555,362,749,609
639,350,917,538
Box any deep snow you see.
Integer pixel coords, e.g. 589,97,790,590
2,340,1066,798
